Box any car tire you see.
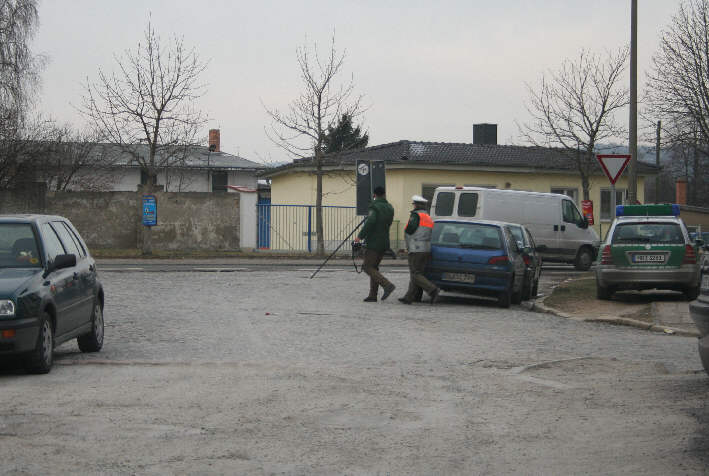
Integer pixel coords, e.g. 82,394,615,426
498,288,512,308
596,282,613,300
78,300,104,353
26,312,53,374
574,247,594,271
531,278,539,299
511,276,523,305
684,285,700,301
521,276,532,301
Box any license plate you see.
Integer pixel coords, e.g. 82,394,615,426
702,274,709,290
632,254,664,263
443,272,476,283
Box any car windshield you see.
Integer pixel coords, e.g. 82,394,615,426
432,222,503,250
0,223,42,268
611,222,684,245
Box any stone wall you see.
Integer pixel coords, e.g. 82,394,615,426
0,188,240,250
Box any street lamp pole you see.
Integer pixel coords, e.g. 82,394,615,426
627,0,638,204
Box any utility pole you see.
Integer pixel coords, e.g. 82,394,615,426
655,120,661,202
627,0,638,204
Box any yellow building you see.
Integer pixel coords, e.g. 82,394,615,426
262,139,659,250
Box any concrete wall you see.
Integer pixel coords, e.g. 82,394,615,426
0,188,240,251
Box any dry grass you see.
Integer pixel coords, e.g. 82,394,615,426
544,275,653,323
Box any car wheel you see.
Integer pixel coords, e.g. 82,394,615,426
78,300,104,353
574,247,594,271
596,282,613,300
498,288,512,308
26,312,53,374
530,279,539,299
684,285,700,301
521,275,532,301
511,276,523,305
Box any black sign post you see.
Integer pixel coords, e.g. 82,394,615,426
356,160,385,216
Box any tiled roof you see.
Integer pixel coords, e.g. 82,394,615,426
90,143,265,170
262,140,660,176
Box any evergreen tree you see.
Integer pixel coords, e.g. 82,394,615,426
323,113,368,154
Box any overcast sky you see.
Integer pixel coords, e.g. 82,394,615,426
33,0,682,163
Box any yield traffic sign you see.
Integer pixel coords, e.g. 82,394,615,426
596,154,631,185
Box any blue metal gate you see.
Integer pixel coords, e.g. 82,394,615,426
256,204,360,252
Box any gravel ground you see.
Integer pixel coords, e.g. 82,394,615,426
1,268,708,475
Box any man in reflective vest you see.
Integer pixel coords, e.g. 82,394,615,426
399,195,440,304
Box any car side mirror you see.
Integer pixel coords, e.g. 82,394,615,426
52,254,76,272
579,217,589,229
517,240,525,251
696,239,704,248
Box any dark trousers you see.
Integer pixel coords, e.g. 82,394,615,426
363,249,393,298
404,252,437,300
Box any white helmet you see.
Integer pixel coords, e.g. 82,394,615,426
411,195,428,203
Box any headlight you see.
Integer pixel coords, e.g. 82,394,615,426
0,300,15,317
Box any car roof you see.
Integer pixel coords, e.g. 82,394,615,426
614,216,683,223
434,218,520,228
0,214,68,224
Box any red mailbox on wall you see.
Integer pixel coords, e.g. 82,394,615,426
581,200,594,225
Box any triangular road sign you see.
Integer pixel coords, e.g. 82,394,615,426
596,154,631,185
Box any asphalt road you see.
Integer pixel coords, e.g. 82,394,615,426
1,267,707,475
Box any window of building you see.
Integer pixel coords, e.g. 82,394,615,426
551,187,578,203
600,188,627,221
140,170,157,186
212,172,228,192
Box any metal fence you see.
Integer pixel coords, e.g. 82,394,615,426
257,204,400,253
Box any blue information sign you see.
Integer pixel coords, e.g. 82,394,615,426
142,195,157,226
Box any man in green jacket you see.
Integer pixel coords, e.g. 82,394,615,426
354,186,396,302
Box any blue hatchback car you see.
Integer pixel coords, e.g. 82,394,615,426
425,219,526,308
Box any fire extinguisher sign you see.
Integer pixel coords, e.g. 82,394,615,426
581,200,594,225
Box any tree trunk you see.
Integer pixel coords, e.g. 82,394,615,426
315,164,325,257
140,179,154,256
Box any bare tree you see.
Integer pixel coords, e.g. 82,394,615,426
81,20,208,254
519,48,629,200
32,126,122,192
0,0,47,189
264,35,364,256
645,0,709,204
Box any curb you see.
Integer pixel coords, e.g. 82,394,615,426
532,298,700,338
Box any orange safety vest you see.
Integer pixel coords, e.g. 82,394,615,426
406,210,433,252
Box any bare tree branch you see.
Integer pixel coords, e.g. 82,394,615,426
263,33,365,256
518,47,630,200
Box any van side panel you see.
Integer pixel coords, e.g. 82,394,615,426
431,187,599,264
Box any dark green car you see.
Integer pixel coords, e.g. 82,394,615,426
0,215,104,373
595,205,701,300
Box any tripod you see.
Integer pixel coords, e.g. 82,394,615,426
310,218,366,279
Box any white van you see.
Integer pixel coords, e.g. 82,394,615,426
430,187,600,270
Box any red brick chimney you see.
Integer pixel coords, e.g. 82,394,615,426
208,129,220,152
676,178,688,205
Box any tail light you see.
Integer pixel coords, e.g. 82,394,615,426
683,244,697,265
522,255,531,266
488,256,509,265
600,245,613,265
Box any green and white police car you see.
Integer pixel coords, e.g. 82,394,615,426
595,204,702,300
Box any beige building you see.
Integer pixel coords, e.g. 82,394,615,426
262,132,659,250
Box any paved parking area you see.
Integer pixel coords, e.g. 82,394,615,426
1,268,708,475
